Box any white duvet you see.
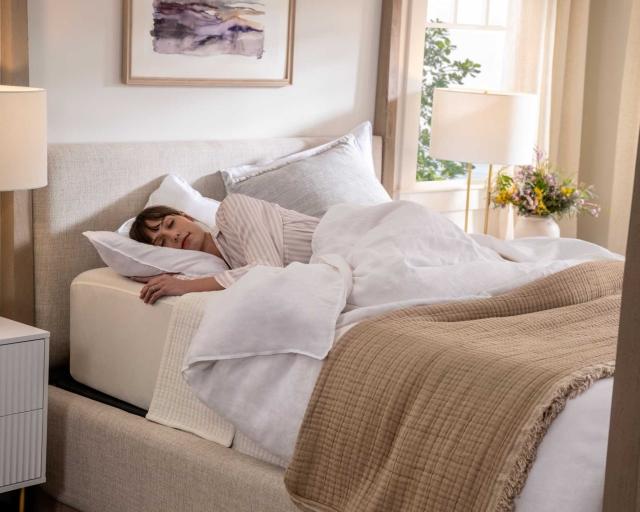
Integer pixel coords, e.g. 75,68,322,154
182,201,621,463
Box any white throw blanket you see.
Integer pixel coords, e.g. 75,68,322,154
172,201,620,462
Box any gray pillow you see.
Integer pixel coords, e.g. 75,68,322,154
220,123,391,217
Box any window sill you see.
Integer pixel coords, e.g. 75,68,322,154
398,179,490,215
399,179,487,195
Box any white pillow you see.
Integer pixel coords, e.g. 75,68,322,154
83,231,228,278
117,174,220,236
220,122,390,217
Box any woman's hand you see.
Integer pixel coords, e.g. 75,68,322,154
131,274,189,304
130,274,226,304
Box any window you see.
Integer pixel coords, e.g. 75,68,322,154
394,0,555,233
419,0,510,182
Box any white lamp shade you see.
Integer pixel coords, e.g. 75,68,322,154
429,88,538,165
0,86,47,191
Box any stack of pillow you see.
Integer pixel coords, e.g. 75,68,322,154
84,122,391,278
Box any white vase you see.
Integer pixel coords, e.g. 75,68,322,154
514,216,560,238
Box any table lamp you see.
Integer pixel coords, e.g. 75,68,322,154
0,86,47,321
429,88,537,233
0,86,47,191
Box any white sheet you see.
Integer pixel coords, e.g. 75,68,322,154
516,377,613,512
182,201,622,462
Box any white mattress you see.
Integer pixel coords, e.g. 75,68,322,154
70,267,177,410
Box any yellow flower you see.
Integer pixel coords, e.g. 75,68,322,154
536,202,548,214
534,187,544,200
561,186,574,197
534,187,548,214
494,189,513,206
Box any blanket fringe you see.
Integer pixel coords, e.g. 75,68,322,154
494,363,615,511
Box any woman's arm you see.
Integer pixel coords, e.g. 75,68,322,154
131,274,225,304
209,263,257,289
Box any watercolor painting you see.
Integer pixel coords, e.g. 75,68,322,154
123,0,295,86
150,0,266,59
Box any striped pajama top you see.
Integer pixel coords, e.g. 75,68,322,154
212,194,320,289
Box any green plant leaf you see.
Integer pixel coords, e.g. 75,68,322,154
417,25,482,181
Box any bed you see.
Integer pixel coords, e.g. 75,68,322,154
34,137,618,512
36,137,380,512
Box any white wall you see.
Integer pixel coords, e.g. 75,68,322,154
27,0,382,143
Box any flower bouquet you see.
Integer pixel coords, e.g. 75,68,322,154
492,149,599,237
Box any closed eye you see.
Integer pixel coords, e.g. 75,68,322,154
152,216,175,246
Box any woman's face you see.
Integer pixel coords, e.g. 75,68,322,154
144,214,207,251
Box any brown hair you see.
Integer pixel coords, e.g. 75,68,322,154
129,205,183,245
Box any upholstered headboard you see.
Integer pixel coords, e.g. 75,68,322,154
33,136,382,369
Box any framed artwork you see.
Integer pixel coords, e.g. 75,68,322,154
122,0,295,87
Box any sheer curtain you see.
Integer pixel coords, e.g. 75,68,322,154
548,1,591,238
503,0,555,149
492,0,589,238
503,0,640,249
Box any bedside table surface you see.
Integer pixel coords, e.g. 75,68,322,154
0,316,49,345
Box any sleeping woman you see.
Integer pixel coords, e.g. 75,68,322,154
129,193,319,304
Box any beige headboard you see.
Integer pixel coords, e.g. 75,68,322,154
34,136,382,369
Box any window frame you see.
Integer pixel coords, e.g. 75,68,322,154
427,0,508,30
397,0,509,198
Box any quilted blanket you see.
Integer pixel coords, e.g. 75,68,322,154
285,261,623,512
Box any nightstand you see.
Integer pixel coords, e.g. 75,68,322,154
0,317,49,511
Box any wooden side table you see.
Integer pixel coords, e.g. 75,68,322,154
0,317,49,511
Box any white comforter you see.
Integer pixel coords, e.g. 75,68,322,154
182,201,620,462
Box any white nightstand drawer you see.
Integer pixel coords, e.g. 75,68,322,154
0,409,43,488
0,339,45,416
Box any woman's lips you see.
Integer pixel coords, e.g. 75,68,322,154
181,233,190,249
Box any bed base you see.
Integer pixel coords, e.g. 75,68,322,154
43,386,297,512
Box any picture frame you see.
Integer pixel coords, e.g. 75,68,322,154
122,0,295,87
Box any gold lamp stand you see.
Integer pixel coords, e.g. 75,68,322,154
464,163,473,232
463,163,497,235
483,164,494,234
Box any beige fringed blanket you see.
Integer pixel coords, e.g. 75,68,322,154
285,261,623,512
